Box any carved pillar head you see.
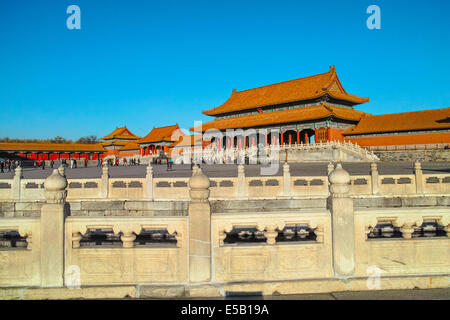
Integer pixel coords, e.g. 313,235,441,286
238,164,245,176
102,164,109,177
189,168,210,202
146,164,153,177
44,169,67,204
14,166,22,178
329,163,350,197
371,162,378,173
283,162,290,174
414,160,422,172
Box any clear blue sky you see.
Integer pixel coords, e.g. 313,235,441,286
1,0,449,140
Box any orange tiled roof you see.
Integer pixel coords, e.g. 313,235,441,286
203,66,369,116
138,124,182,144
343,107,450,136
101,126,141,140
0,143,106,152
119,141,140,151
347,132,450,147
191,104,368,132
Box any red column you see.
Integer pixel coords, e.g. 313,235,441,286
280,132,284,145
315,128,318,143
238,137,242,149
289,134,292,145
327,128,332,141
252,137,255,146
305,132,309,144
297,130,300,144
244,136,247,148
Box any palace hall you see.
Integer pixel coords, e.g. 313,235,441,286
192,66,450,150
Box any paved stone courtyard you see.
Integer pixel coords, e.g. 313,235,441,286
192,288,450,300
1,161,449,179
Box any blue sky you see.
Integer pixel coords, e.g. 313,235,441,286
0,0,449,140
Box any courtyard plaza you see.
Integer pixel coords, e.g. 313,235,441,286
184,288,450,300
0,161,449,179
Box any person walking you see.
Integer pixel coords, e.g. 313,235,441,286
42,160,45,170
0,160,4,173
74,159,77,168
84,158,88,168
97,159,101,167
50,160,54,168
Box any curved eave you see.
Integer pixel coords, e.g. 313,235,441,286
202,92,369,117
191,105,367,132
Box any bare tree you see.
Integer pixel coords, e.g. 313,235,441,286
76,135,99,144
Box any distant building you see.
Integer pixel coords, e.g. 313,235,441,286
343,108,450,150
101,126,141,157
192,66,450,150
0,142,105,161
138,124,185,156
192,66,370,148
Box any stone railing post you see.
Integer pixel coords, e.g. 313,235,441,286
414,160,424,194
12,166,22,200
40,169,67,287
145,164,154,200
371,162,379,195
188,166,211,283
328,163,355,278
236,164,247,199
101,163,109,199
282,162,291,196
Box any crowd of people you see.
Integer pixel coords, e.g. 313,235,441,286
103,158,141,167
0,159,20,173
1,156,180,174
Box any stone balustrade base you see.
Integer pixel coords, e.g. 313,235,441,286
1,274,448,299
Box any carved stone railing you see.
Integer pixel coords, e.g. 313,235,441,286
2,169,450,202
181,140,380,164
0,217,41,286
212,210,331,282
65,216,188,285
354,207,450,276
108,178,146,199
